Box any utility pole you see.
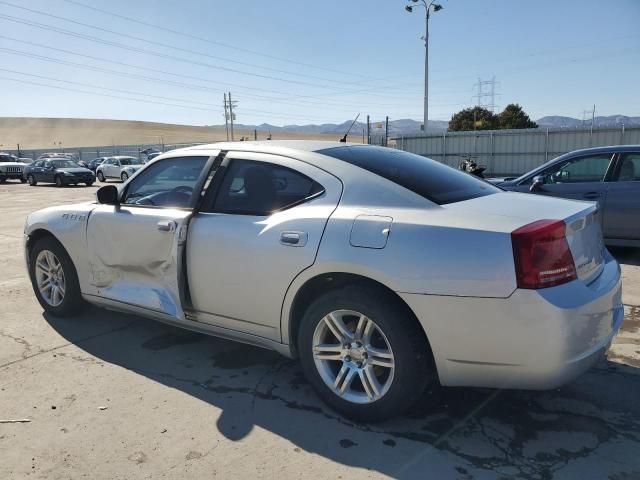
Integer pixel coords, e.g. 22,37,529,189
223,93,229,141
228,92,237,141
385,116,389,146
366,115,370,144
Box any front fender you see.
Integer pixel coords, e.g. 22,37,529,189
25,203,97,293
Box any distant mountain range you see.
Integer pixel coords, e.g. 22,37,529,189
215,115,640,136
535,115,640,128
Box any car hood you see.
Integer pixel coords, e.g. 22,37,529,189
0,162,25,169
57,167,94,174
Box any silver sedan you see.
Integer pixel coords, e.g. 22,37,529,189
24,141,623,421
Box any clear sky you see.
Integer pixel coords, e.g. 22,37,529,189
1,0,639,126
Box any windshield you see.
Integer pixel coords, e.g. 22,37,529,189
0,155,16,163
318,146,500,205
119,157,142,165
50,159,81,168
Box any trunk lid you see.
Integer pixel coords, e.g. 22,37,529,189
445,192,605,284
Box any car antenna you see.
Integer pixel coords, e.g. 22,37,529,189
339,113,360,142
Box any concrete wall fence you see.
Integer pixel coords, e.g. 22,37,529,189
395,125,640,176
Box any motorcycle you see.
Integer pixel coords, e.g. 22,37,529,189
458,157,486,178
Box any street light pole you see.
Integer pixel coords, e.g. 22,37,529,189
423,6,429,134
406,0,443,134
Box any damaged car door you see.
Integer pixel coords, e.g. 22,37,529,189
86,154,213,317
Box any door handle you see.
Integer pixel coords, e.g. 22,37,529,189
280,231,308,247
583,192,601,199
157,220,176,232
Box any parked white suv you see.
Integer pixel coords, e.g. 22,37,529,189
0,153,26,183
24,141,622,421
96,156,143,182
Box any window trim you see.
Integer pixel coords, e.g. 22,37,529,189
118,153,218,210
202,157,326,217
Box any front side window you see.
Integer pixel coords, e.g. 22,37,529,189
122,156,208,208
541,154,612,184
211,159,323,215
616,153,640,182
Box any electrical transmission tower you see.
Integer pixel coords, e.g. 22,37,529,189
473,77,499,112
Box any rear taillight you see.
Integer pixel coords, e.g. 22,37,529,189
511,219,577,289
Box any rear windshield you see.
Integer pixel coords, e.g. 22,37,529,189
318,146,499,205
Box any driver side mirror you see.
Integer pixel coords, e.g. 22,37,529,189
97,185,119,205
530,175,544,192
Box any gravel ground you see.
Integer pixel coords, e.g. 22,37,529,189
1,181,639,480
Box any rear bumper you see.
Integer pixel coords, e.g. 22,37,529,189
400,250,623,390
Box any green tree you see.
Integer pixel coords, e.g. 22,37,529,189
498,103,538,129
448,107,498,132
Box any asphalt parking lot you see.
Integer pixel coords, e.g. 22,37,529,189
1,182,640,480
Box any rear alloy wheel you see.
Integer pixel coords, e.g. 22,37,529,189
29,237,83,316
298,285,434,422
27,174,37,186
55,175,63,187
97,171,105,182
121,171,129,182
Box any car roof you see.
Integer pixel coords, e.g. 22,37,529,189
183,140,355,154
556,145,640,156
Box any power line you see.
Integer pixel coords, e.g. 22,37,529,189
0,9,452,100
0,71,344,123
0,0,356,86
61,0,371,80
0,2,425,94
0,40,468,114
0,12,345,90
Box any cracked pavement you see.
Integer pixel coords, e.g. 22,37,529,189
1,183,640,479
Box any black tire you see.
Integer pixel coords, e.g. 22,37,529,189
27,174,37,186
28,236,84,317
298,284,434,422
0,177,6,184
85,182,94,187
55,175,63,187
20,178,27,184
97,171,105,182
121,172,128,182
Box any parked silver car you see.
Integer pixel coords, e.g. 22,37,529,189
96,156,143,182
24,142,622,421
495,145,640,247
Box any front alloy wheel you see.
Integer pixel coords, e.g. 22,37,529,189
312,310,394,404
34,250,66,307
121,171,129,182
29,236,83,316
97,171,105,182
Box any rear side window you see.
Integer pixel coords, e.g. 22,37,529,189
211,159,324,216
318,145,499,205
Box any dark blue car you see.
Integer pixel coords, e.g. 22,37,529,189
496,145,640,247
